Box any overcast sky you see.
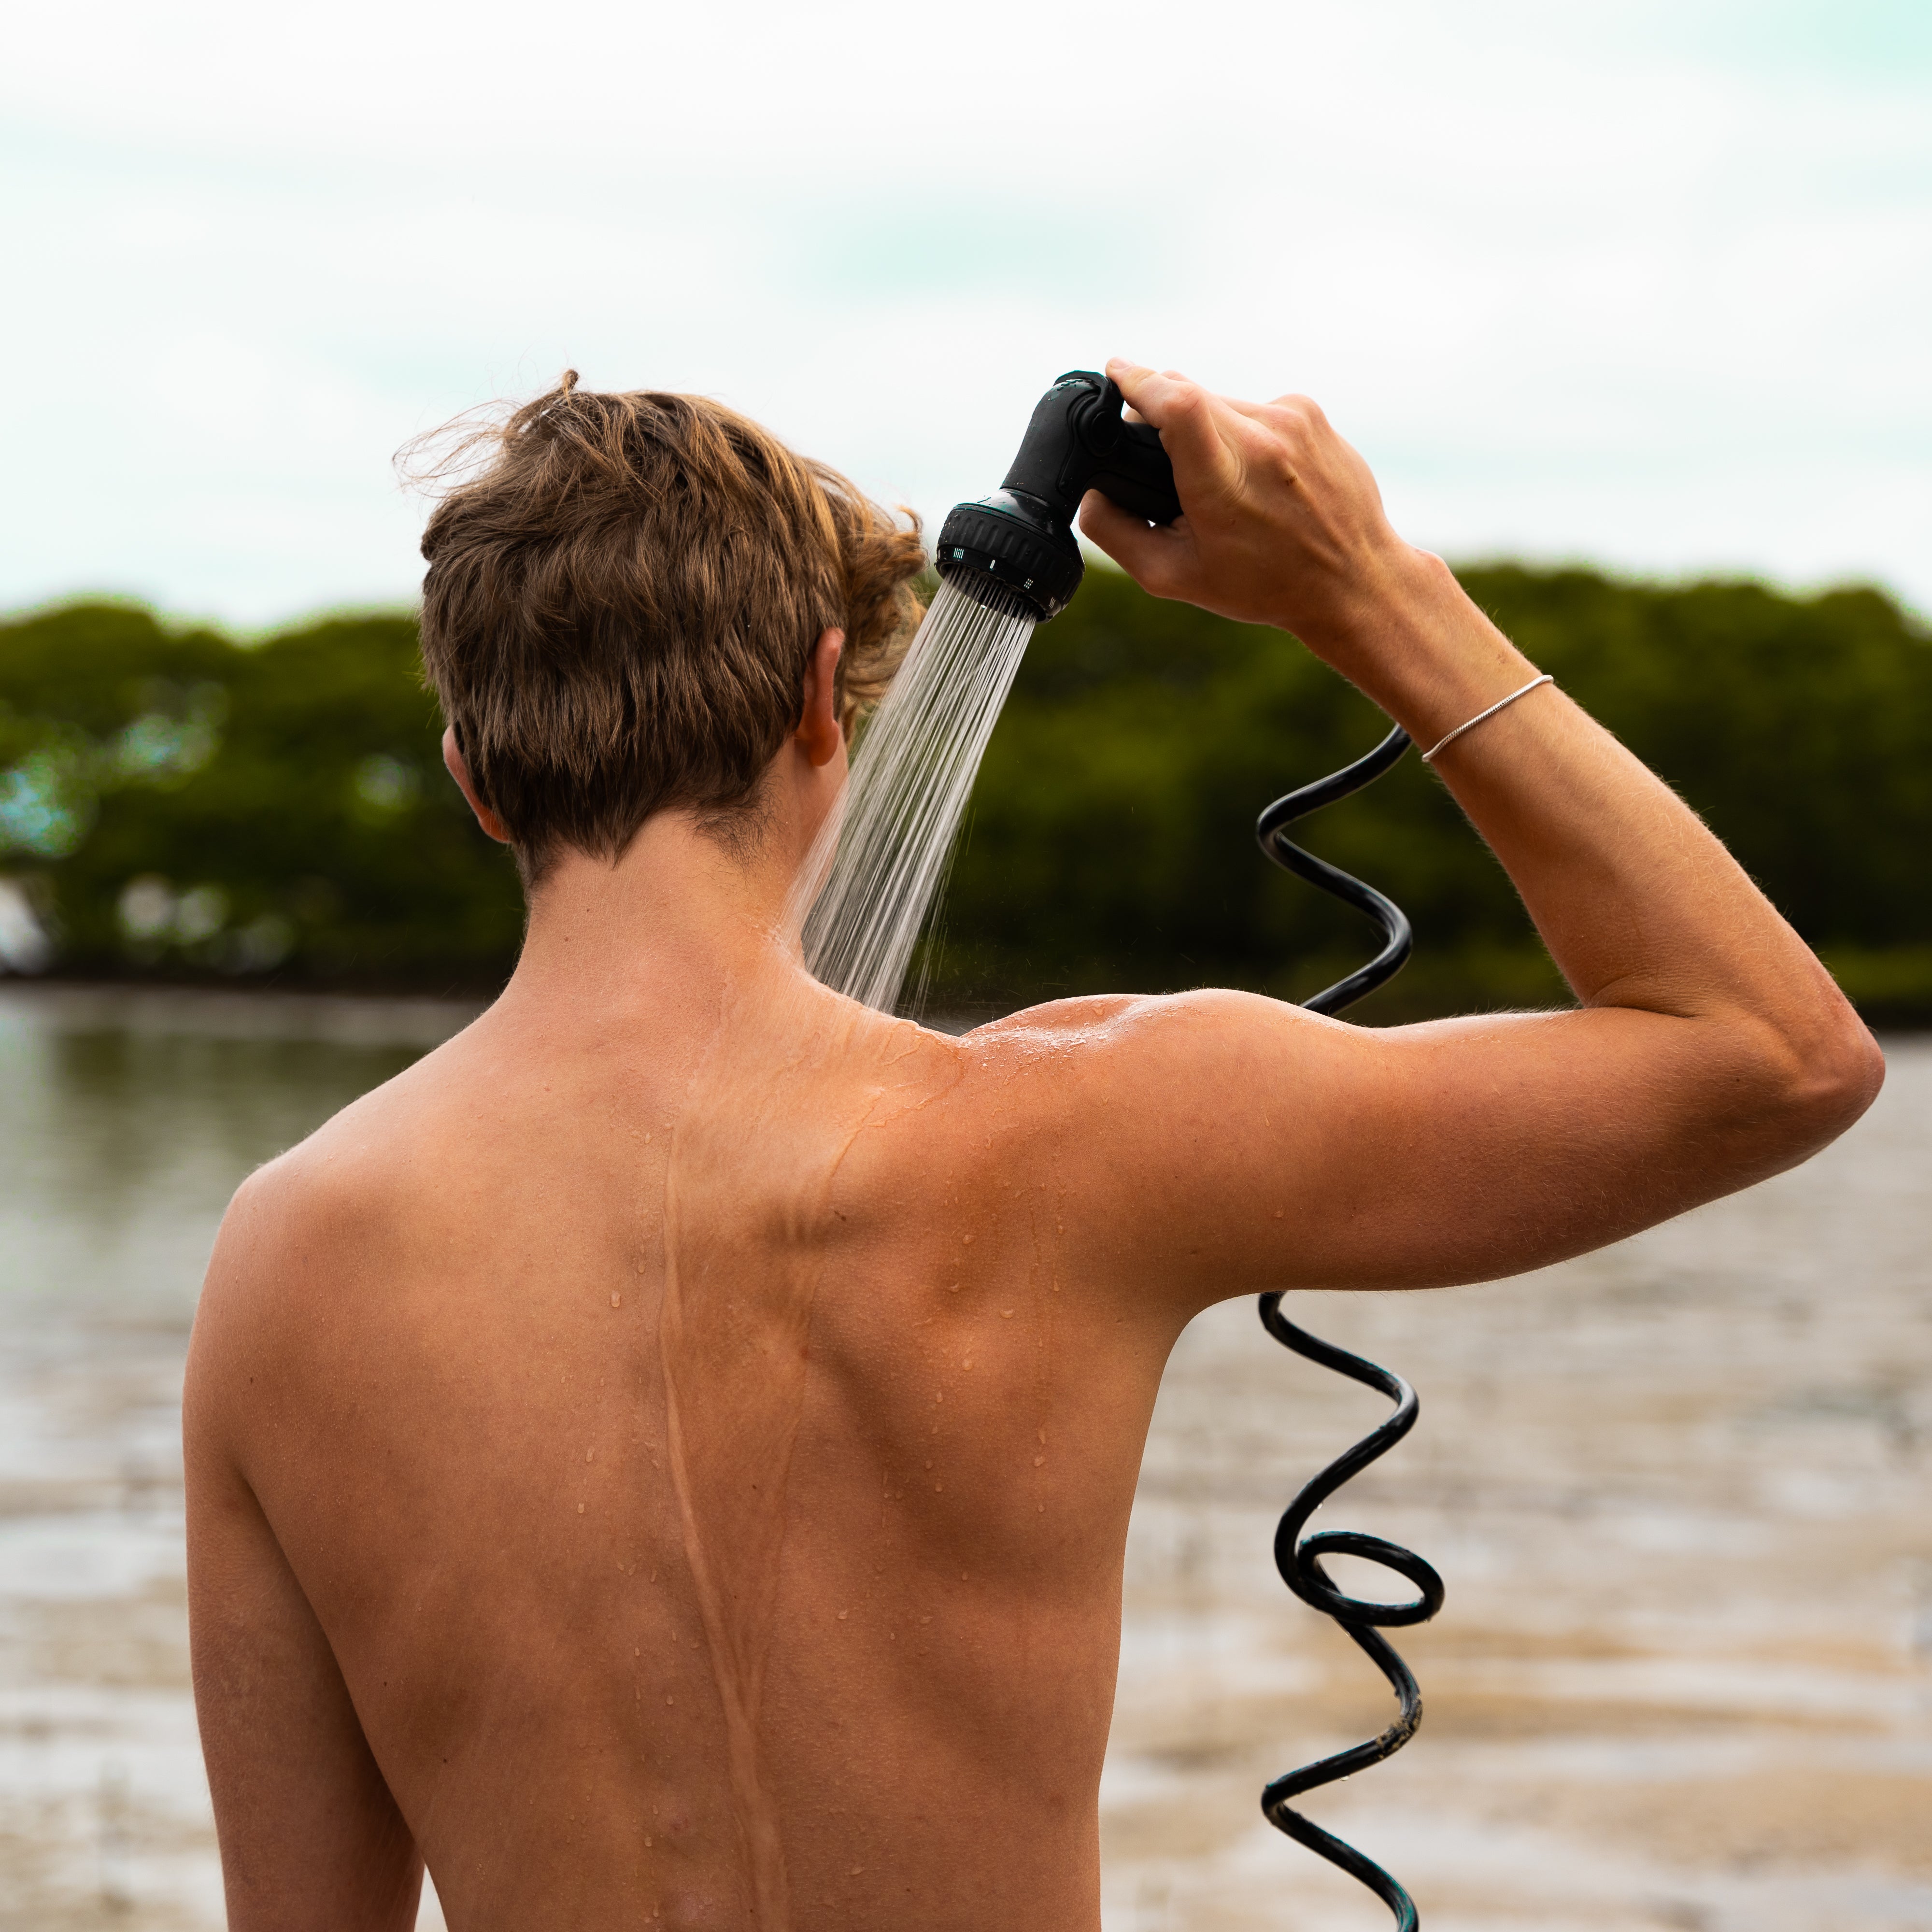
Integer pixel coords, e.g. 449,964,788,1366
4,0,1928,625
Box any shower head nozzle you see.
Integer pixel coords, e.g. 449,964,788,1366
936,369,1182,622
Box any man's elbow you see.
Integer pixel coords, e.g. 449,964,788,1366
1761,1002,1886,1151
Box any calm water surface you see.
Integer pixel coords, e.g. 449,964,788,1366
1,986,1927,1931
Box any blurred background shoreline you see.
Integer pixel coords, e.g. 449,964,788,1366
7,558,1932,1026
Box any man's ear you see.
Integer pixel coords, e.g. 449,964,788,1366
795,629,846,769
441,725,513,843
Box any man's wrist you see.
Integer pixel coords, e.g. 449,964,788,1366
1297,546,1536,748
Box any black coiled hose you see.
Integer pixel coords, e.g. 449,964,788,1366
1252,724,1446,1931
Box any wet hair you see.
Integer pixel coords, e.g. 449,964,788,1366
408,372,927,882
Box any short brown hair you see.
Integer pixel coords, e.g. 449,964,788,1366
412,373,926,877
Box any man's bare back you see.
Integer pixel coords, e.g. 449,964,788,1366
185,362,1881,1931
189,964,1201,1929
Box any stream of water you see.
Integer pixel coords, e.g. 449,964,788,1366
801,577,1035,1014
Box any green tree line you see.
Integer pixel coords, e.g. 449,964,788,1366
2,568,1928,1021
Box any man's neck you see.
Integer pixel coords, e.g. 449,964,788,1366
493,808,809,1044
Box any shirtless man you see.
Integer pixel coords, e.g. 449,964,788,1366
184,360,1882,1932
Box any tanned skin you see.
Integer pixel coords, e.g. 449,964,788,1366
185,358,1883,1932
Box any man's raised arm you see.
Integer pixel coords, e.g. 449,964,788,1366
1047,360,1883,1307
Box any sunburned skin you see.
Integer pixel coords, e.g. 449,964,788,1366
184,359,1883,1932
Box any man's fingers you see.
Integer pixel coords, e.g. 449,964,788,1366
1106,357,1237,501
1106,358,1209,436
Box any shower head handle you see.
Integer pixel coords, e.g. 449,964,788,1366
936,367,1182,621
1000,369,1183,528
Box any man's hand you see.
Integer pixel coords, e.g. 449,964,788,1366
1076,359,1420,653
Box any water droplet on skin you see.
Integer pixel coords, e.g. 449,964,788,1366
586,1449,595,1463
611,1292,623,1308
962,1360,973,1371
635,1648,641,1657
645,1834,653,1847
1037,1427,1047,1444
1033,1455,1045,1466
1273,1209,1284,1220
1001,1309,1014,1318
838,1610,849,1620
934,1482,943,1492
666,1695,674,1705
577,1503,586,1514
849,1867,865,1877
920,1614,931,1624
963,1235,974,1245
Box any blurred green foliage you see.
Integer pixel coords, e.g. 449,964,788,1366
934,564,1932,1022
2,568,1928,1018
0,603,523,990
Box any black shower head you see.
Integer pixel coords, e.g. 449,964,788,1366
936,369,1182,621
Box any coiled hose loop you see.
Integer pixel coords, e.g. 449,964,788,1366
1256,724,1412,1015
1252,723,1443,1930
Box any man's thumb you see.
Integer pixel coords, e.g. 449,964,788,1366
1078,489,1191,600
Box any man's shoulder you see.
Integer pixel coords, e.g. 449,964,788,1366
952,988,1311,1083
247,1044,460,1224
922,988,1323,1174
197,1039,478,1338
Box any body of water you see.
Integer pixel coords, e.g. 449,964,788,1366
1,985,1927,1930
